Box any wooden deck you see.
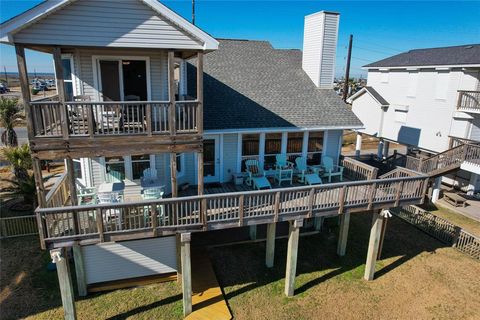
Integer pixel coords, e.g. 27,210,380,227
186,249,232,320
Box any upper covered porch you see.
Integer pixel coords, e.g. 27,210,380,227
1,0,219,159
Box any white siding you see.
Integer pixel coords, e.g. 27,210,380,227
470,116,480,141
13,0,203,49
358,68,479,152
222,133,239,183
302,11,339,89
91,157,104,186
74,48,168,100
351,92,384,137
82,236,177,284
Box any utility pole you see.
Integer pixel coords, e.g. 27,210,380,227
342,34,353,102
3,66,7,86
192,0,195,25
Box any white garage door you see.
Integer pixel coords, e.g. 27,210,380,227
83,236,177,284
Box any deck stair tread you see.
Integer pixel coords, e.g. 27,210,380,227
186,250,232,320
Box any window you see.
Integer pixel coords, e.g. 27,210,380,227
264,133,282,169
307,131,324,164
407,72,418,97
241,134,260,171
395,110,408,123
176,153,185,177
105,156,125,181
286,132,303,162
131,154,150,180
435,71,449,100
61,56,75,101
73,159,82,180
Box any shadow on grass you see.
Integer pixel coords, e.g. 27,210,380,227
104,294,182,320
204,211,448,301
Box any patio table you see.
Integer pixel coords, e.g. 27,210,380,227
98,181,125,193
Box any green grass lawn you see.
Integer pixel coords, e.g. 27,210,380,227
1,213,479,320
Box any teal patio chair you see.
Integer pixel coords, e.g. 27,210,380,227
107,170,124,183
295,157,323,185
321,156,344,183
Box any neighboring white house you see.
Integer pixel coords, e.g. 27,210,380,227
348,44,480,197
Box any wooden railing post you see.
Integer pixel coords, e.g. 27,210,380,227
274,192,281,222
146,103,152,137
95,208,104,242
307,188,315,218
238,195,244,226
338,186,346,214
86,104,95,138
394,181,404,207
201,198,207,230
368,182,377,210
151,204,158,237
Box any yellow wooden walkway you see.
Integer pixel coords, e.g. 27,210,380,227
185,250,232,320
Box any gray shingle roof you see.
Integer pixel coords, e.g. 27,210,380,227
364,44,480,68
188,39,363,131
364,86,389,106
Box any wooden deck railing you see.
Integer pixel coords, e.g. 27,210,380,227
457,90,480,113
29,100,200,138
449,136,480,148
378,166,421,179
45,172,71,208
36,175,429,246
392,205,480,260
342,157,378,180
405,144,480,176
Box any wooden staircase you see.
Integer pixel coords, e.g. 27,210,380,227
405,143,480,177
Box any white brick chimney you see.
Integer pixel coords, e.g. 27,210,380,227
302,11,340,89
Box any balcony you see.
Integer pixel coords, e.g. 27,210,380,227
457,90,480,114
28,99,202,159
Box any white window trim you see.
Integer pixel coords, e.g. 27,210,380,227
92,55,152,101
102,154,156,182
57,54,78,98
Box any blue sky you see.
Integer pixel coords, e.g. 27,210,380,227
1,0,479,78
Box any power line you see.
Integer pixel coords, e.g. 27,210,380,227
354,39,405,53
353,45,400,56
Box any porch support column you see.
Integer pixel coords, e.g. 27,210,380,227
377,139,384,159
265,222,276,268
249,225,257,240
51,248,77,320
197,151,204,195
180,233,192,317
65,158,78,206
170,153,178,197
383,141,390,158
168,50,176,135
364,210,387,281
355,132,362,158
32,158,47,249
176,233,182,283
285,219,302,297
196,51,204,196
337,211,351,256
72,244,87,297
314,217,324,231
14,44,34,141
431,176,442,203
52,46,69,139
467,173,478,196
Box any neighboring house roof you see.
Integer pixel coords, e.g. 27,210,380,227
347,86,389,107
364,44,480,68
188,39,363,131
0,0,218,50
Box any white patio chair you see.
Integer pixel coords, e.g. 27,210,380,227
142,168,158,180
